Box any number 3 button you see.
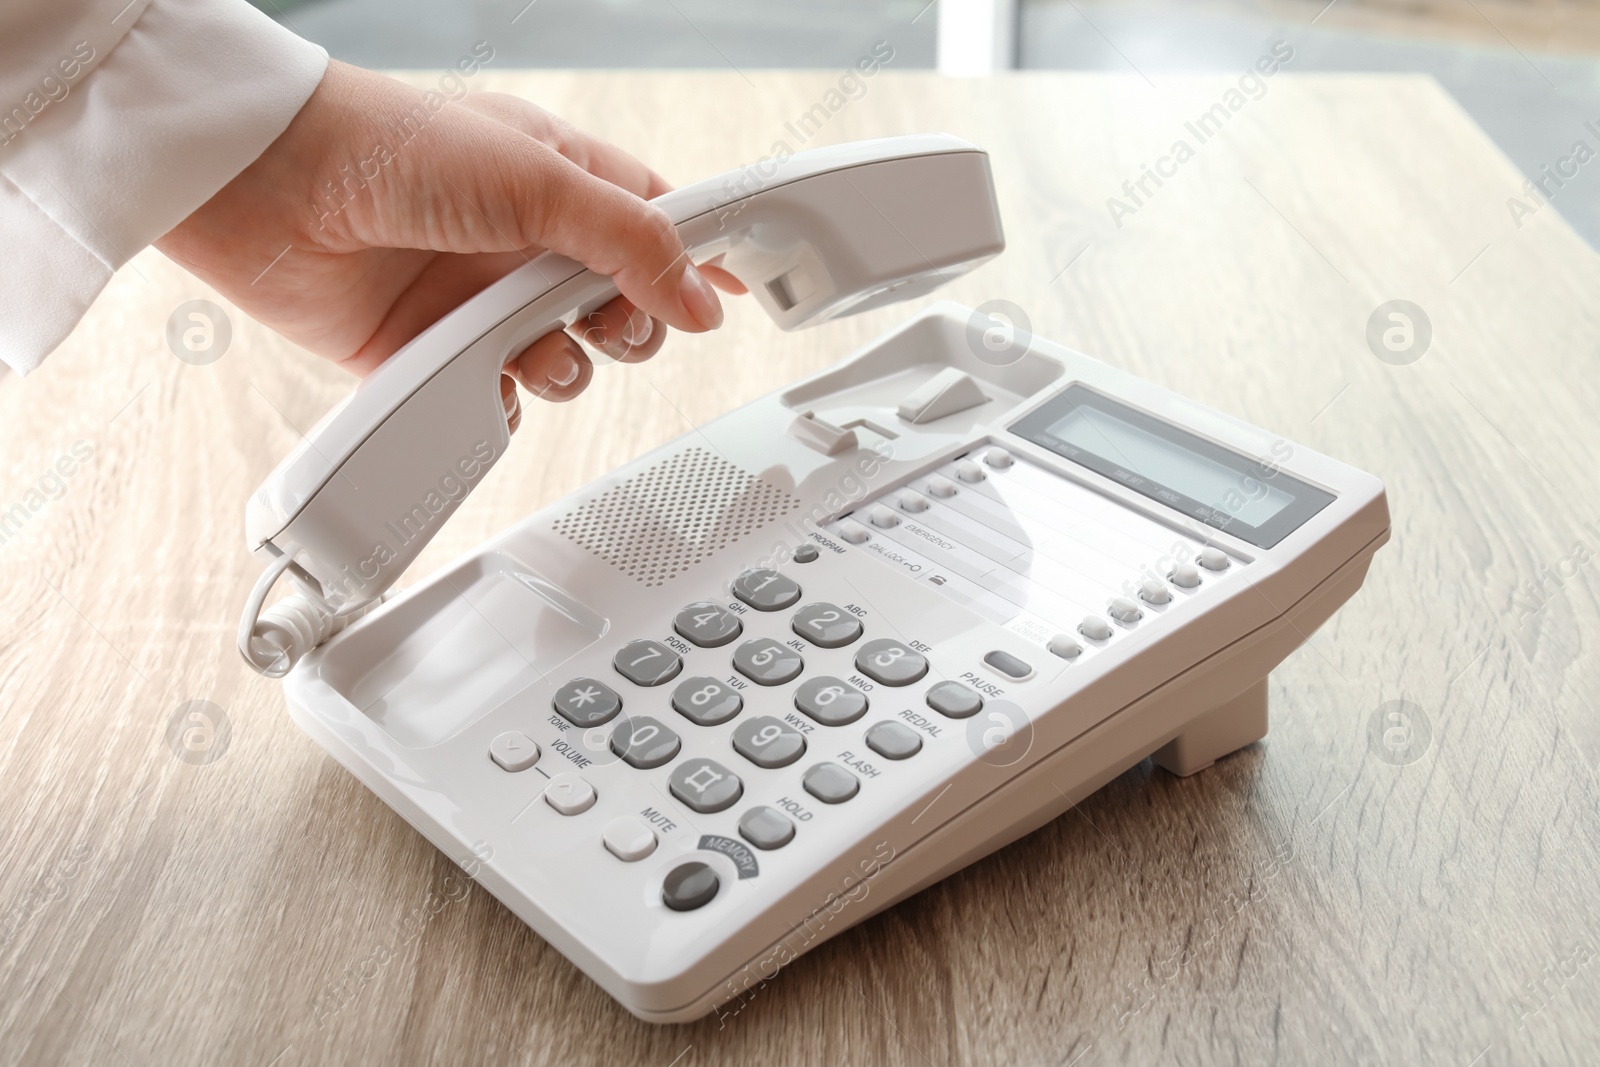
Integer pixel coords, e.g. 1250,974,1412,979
854,638,928,686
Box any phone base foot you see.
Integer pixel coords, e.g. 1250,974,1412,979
1152,677,1268,777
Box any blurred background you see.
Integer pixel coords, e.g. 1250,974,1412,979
250,0,1600,246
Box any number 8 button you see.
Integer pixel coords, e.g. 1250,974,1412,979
854,638,928,686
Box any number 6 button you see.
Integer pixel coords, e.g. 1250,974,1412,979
613,639,682,687
791,602,863,648
854,638,928,686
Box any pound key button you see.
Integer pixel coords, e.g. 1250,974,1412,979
662,861,720,912
669,757,744,814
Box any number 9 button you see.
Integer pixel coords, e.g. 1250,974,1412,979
732,716,806,768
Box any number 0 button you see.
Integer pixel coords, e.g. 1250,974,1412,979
609,716,681,769
731,716,806,768
791,602,863,648
613,639,682,687
732,568,802,611
854,638,928,686
733,639,804,686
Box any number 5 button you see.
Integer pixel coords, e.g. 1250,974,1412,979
854,638,928,686
791,602,863,648
733,638,804,686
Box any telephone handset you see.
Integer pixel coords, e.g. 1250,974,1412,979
240,134,1005,674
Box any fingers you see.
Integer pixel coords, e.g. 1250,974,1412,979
575,296,666,364
509,330,593,403
380,100,722,334
459,93,671,201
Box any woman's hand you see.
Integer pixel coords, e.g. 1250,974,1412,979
156,60,743,413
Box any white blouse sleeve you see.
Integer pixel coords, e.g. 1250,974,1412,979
0,0,328,374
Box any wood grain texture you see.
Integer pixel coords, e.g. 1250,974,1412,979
2,71,1599,1066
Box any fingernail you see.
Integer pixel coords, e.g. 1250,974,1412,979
624,309,653,347
548,349,581,387
678,263,723,331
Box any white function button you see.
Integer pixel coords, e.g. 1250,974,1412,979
1170,562,1202,589
1199,546,1231,572
926,475,958,499
868,504,900,529
1079,615,1114,641
899,490,929,513
544,773,596,816
838,520,871,544
1108,597,1144,624
955,459,986,484
602,817,658,862
489,731,540,772
1047,633,1081,659
1139,577,1172,605
984,447,1014,469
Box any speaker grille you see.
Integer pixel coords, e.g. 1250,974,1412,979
553,448,798,586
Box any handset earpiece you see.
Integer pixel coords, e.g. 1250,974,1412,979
240,133,1004,674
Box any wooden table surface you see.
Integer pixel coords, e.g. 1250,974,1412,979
3,69,1599,1066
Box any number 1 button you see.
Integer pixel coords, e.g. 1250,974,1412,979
732,568,801,611
613,639,682,687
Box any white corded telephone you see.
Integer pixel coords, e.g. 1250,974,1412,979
241,134,1389,1022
